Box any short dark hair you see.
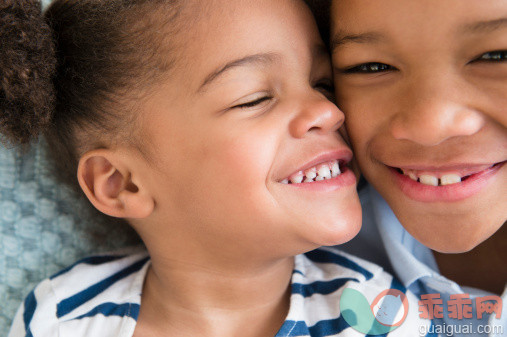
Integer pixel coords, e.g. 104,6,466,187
305,0,332,48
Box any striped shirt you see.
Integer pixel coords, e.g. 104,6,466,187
9,246,429,337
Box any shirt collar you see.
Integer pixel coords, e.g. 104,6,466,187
367,185,441,288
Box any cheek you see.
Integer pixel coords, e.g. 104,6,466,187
201,129,277,189
338,87,376,144
338,86,395,158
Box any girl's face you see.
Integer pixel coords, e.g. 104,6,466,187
129,0,361,260
331,0,507,252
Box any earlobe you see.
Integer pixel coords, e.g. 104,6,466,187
77,150,154,219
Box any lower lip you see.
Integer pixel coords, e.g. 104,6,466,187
391,162,505,202
281,166,356,192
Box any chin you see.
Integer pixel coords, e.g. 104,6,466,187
316,205,362,247
399,215,503,253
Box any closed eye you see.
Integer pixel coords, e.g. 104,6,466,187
232,96,272,109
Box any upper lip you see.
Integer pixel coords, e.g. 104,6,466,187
281,149,353,181
388,161,505,176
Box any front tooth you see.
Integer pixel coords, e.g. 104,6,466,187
408,172,418,181
331,161,341,177
440,174,461,186
304,177,315,183
315,176,325,181
290,172,304,184
304,167,317,180
317,165,332,180
419,174,438,186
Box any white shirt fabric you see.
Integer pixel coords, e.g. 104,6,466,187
9,246,429,337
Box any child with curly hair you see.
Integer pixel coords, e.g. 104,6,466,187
4,0,426,336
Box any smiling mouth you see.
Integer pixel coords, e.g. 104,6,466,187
392,161,505,187
281,160,345,184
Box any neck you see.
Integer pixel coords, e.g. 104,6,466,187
433,223,507,295
136,253,294,337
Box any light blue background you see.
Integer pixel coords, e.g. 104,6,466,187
0,141,139,335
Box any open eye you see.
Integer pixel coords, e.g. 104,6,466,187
343,62,395,74
231,96,272,109
474,50,507,62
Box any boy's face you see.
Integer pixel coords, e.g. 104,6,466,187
331,0,507,252
132,0,361,260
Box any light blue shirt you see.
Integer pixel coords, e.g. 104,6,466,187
340,184,506,337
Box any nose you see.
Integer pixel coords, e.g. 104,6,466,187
289,92,344,138
390,77,485,146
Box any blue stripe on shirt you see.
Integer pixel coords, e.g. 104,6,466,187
23,290,37,334
51,255,128,279
71,302,140,321
292,278,358,297
56,256,149,318
388,276,406,293
304,249,374,280
308,315,351,336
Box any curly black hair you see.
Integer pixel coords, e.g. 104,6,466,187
0,0,56,145
1,0,183,187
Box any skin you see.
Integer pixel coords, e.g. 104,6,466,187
78,0,361,336
330,0,507,292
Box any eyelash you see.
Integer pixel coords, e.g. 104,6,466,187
231,79,334,109
233,96,272,109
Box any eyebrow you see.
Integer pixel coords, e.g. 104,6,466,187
198,53,279,92
330,32,385,51
460,18,507,34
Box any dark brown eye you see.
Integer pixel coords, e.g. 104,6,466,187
345,62,394,73
477,50,507,62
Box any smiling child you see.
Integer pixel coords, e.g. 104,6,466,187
4,0,429,336
328,0,507,334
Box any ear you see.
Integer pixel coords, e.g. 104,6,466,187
77,149,154,219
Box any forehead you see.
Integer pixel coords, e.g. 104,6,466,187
166,0,324,90
331,0,507,36
181,0,319,61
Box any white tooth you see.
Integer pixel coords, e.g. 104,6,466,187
290,172,304,184
408,172,418,181
317,165,332,179
305,167,317,180
315,176,325,181
304,177,315,183
440,174,461,186
419,174,438,186
331,161,341,177
281,179,289,184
